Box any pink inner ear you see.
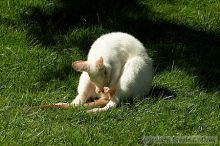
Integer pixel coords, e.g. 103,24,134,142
96,57,104,68
72,61,90,72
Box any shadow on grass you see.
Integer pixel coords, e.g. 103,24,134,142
17,0,220,91
121,85,176,107
149,86,176,101
40,64,75,82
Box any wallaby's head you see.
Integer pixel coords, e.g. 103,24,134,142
72,57,108,88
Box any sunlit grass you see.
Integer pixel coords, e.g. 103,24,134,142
0,0,219,145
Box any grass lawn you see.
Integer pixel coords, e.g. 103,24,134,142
0,0,219,145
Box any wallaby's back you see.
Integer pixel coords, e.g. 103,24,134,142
87,32,149,64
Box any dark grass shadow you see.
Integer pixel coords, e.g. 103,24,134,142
0,15,18,27
142,22,220,90
40,64,75,82
121,85,176,107
20,0,140,47
148,85,177,101
18,0,220,91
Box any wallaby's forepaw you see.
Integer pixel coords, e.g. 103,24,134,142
95,87,115,100
87,107,108,113
87,108,99,113
103,87,116,100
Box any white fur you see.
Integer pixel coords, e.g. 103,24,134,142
71,32,153,112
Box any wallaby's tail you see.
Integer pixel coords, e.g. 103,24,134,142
28,96,111,112
29,103,71,110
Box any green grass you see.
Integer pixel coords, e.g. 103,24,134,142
0,0,219,145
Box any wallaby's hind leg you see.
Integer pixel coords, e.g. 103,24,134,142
87,96,119,113
84,96,109,108
118,56,152,97
87,57,152,113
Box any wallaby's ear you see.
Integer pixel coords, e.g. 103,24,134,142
96,57,104,69
72,61,90,72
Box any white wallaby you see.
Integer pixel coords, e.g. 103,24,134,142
39,32,153,113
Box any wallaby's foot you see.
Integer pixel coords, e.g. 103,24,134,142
86,98,119,113
83,97,109,108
